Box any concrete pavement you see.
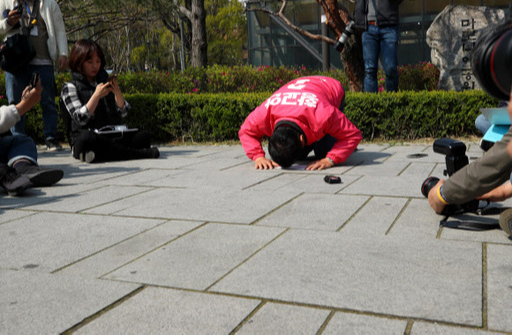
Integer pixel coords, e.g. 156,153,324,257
1,142,511,334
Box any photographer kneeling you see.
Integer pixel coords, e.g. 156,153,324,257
427,19,512,235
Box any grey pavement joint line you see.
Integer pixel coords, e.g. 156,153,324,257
50,219,177,274
204,228,290,291
397,162,413,176
249,193,306,225
0,211,38,227
385,198,412,235
240,172,286,190
315,310,336,335
482,242,488,330
335,174,364,194
404,320,414,334
61,285,146,334
78,186,158,214
229,300,267,334
97,221,210,279
336,196,374,232
220,160,255,171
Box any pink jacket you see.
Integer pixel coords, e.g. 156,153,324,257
239,76,362,164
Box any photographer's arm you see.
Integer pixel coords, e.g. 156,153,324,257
442,128,512,204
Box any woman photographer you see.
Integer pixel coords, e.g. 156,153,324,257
60,39,159,163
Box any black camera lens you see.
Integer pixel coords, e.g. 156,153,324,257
472,21,512,100
421,176,440,198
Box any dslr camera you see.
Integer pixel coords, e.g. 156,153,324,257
471,19,512,100
421,138,479,215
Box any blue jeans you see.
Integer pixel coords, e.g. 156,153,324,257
0,134,38,166
5,65,58,140
362,24,399,93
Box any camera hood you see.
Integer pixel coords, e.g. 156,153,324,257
472,21,512,100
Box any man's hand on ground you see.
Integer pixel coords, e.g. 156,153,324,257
428,179,446,214
254,157,279,170
306,157,334,171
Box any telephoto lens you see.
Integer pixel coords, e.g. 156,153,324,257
472,21,512,100
421,176,440,198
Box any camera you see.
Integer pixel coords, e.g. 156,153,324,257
471,20,512,100
421,138,479,215
12,5,22,14
334,21,355,52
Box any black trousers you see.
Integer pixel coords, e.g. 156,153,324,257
72,129,152,162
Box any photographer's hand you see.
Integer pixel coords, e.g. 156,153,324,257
428,179,447,214
16,81,42,117
477,181,512,202
6,9,21,27
254,157,279,170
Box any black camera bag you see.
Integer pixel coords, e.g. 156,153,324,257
0,0,40,73
0,33,35,73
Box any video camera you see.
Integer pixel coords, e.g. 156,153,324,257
421,138,479,216
471,19,512,100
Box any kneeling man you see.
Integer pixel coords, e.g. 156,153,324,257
239,76,362,170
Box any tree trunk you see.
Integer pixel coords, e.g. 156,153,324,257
189,0,207,67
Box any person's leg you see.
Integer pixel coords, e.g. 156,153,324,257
6,69,30,135
362,25,380,93
2,134,63,187
36,65,62,150
380,25,400,92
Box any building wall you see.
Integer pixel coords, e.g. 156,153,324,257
246,0,510,69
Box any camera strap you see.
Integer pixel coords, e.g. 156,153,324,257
439,204,509,231
20,0,40,36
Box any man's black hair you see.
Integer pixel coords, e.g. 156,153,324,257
268,126,303,168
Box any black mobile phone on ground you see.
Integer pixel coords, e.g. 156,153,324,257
324,175,342,184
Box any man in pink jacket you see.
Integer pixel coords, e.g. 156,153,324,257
239,76,362,170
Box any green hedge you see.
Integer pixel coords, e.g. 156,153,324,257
18,90,498,145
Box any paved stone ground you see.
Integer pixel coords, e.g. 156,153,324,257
1,142,511,334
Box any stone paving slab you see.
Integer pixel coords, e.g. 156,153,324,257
237,303,330,334
487,243,512,333
0,269,140,335
255,193,369,231
0,212,165,272
210,230,483,325
58,220,205,278
84,187,301,223
103,223,286,290
74,287,260,334
322,312,408,334
2,142,512,333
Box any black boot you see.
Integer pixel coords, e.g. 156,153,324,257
0,164,32,196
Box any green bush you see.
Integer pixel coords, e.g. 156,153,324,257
0,62,440,98
19,90,498,144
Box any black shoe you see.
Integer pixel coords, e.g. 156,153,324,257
0,165,32,196
46,138,63,151
79,151,96,163
15,164,64,187
150,147,160,158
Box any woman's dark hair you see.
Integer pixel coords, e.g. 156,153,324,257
68,39,106,74
268,126,303,168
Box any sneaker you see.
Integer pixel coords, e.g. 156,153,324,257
79,151,96,163
15,164,64,187
499,208,512,236
46,138,63,151
0,164,32,196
